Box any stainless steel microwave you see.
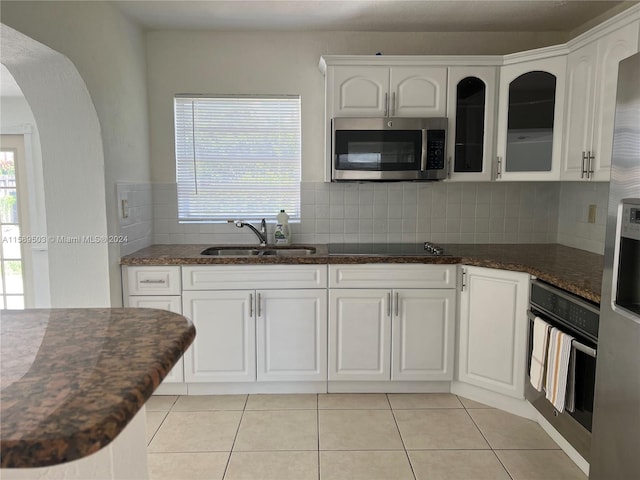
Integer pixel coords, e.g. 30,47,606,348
331,117,447,181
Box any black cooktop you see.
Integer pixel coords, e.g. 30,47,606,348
328,242,448,256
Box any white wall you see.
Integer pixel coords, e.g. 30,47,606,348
1,0,151,305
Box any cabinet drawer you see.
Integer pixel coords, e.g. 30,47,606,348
182,265,328,290
329,264,456,289
125,266,181,295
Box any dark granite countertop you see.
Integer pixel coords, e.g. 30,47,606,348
0,308,196,468
121,243,604,304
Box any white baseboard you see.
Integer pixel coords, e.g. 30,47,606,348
328,381,450,393
450,381,537,420
186,381,327,395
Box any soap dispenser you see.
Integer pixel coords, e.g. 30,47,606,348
274,210,291,245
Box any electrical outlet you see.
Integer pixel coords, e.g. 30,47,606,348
588,204,597,224
121,199,129,219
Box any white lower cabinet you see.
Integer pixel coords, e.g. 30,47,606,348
181,265,329,384
122,265,185,385
328,265,457,382
457,266,530,399
257,289,328,382
329,289,391,381
183,290,256,383
392,289,456,381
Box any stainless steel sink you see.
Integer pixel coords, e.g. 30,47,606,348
200,246,316,256
200,247,261,256
262,248,316,256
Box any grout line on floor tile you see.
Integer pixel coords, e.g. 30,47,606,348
317,395,321,480
388,396,418,480
491,450,515,480
221,394,249,479
146,410,169,448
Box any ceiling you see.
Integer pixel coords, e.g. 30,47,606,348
113,0,629,32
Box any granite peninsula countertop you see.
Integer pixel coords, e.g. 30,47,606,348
121,243,604,304
0,308,195,468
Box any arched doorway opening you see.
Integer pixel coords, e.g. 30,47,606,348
1,24,111,307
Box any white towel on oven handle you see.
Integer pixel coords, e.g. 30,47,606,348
530,317,551,391
545,327,574,413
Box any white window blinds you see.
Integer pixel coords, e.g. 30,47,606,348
174,95,301,222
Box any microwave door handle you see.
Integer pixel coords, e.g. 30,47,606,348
421,129,428,172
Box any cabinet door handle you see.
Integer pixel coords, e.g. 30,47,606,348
249,293,254,317
140,279,166,284
395,292,399,317
384,92,389,117
587,151,595,178
496,157,502,179
461,269,467,292
391,92,396,116
387,292,391,317
447,156,452,179
257,293,262,317
581,151,588,179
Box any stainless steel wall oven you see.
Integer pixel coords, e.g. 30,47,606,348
525,280,599,462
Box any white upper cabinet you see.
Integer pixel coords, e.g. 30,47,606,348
330,65,447,118
562,21,640,181
446,66,497,181
496,54,567,181
331,66,389,117
389,67,448,117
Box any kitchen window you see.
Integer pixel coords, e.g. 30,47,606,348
174,95,301,222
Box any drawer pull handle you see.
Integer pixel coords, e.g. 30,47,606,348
140,279,166,284
249,293,253,317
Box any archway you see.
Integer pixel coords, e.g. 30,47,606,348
1,24,111,307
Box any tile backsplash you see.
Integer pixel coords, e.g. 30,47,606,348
115,180,610,255
557,182,609,254
150,181,561,246
116,183,154,256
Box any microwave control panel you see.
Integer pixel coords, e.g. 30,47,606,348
425,130,446,170
621,202,640,241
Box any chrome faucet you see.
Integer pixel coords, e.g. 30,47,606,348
230,219,268,246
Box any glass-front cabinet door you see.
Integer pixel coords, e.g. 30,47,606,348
446,67,497,181
496,55,566,181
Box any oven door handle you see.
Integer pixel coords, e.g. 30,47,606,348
528,311,597,358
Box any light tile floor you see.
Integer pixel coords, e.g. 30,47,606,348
146,393,587,480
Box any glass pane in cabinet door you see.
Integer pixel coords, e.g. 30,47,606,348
454,77,486,173
505,71,556,172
